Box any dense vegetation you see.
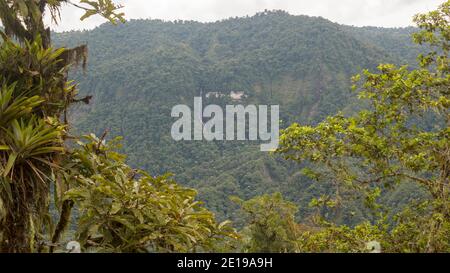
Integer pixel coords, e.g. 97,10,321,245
0,0,448,253
54,9,426,224
0,0,236,253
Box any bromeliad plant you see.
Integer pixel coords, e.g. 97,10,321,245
0,1,239,253
0,35,71,252
0,0,124,253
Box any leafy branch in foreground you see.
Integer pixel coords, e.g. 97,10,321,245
62,134,239,253
277,1,449,252
0,0,124,47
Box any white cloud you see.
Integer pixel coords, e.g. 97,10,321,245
46,0,444,32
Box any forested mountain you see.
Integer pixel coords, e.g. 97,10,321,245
54,10,425,224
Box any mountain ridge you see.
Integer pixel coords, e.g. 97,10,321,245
54,10,425,223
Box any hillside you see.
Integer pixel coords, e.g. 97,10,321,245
54,10,424,223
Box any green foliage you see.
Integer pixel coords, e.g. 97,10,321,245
0,0,124,47
78,0,125,24
296,221,386,253
0,82,43,129
62,134,239,253
0,34,73,117
236,193,389,253
1,0,448,254
413,1,450,72
53,10,423,224
234,193,300,253
0,34,71,252
0,1,242,253
278,1,450,253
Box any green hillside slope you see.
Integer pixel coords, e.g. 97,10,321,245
54,10,424,223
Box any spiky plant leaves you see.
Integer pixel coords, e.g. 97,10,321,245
0,0,127,253
2,118,64,176
0,33,71,252
0,83,44,128
0,146,9,151
0,115,65,251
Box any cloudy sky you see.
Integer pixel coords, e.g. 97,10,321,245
48,0,443,32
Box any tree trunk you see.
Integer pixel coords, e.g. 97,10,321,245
0,212,31,253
